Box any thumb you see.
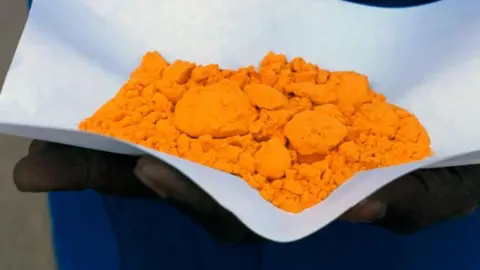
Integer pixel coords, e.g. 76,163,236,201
13,140,154,197
134,156,219,213
340,200,387,223
134,156,263,244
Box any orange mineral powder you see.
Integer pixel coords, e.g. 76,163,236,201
79,51,432,213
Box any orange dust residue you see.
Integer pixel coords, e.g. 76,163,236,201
79,51,432,213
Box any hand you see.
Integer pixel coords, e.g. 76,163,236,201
137,158,480,235
14,140,259,244
14,141,480,244
343,166,480,234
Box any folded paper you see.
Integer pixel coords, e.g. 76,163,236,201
1,0,479,242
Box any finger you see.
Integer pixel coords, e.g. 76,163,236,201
340,200,386,223
368,171,435,233
340,172,429,233
28,139,50,154
134,156,219,213
134,156,262,244
340,172,426,226
14,141,154,197
360,168,480,234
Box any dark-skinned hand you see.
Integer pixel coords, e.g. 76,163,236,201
13,140,480,244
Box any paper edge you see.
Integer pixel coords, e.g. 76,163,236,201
1,121,477,242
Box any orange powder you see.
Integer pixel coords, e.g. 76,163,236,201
79,51,432,213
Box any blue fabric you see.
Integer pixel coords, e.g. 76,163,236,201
344,0,440,8
49,191,480,270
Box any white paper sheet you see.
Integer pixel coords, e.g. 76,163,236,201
1,0,480,242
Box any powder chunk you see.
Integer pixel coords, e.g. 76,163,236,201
261,51,288,71
285,97,312,114
249,109,293,141
254,138,291,179
80,51,432,214
333,72,373,114
314,104,346,124
154,80,186,103
284,110,347,155
244,84,288,110
163,60,196,84
283,179,304,195
140,51,169,72
338,141,360,162
190,64,220,83
286,82,336,105
354,102,400,138
174,81,258,138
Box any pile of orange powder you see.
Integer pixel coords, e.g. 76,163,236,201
79,51,432,213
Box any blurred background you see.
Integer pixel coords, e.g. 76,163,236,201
0,0,55,269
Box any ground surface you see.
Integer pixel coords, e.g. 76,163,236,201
0,0,55,269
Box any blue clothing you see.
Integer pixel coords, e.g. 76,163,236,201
49,191,480,270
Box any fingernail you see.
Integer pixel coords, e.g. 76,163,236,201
137,157,187,191
134,157,208,209
134,159,169,198
348,200,386,223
